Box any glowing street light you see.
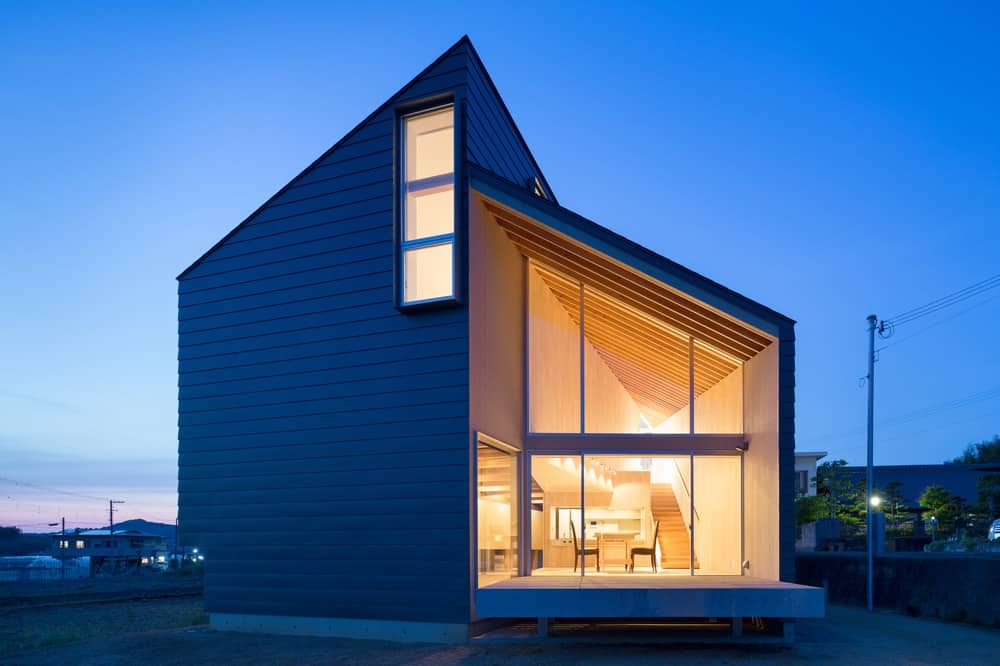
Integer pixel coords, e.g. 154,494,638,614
870,495,882,508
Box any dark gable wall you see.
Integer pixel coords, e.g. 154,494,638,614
177,39,549,625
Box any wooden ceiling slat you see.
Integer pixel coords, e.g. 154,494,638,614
490,206,772,357
495,215,770,348
597,353,690,402
531,264,740,412
510,230,760,360
582,299,738,382
505,209,773,351
522,226,759,426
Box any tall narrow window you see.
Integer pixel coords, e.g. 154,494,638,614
401,105,455,304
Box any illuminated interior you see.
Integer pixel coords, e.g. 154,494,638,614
477,439,519,588
401,105,455,303
527,262,748,434
526,454,742,577
470,194,780,585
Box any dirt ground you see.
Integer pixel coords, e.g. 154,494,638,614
4,601,1000,665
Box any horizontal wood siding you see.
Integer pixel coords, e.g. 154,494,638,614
178,44,474,624
464,56,546,195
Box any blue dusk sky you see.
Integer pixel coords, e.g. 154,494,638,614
1,2,998,529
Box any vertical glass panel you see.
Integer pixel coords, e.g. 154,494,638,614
529,455,582,575
584,455,694,575
405,107,453,181
527,264,581,433
477,442,518,588
692,455,743,575
693,341,743,434
403,243,453,302
404,182,454,240
583,288,691,433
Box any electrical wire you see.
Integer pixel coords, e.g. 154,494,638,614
0,476,110,502
886,272,1000,327
801,383,1000,446
877,295,998,352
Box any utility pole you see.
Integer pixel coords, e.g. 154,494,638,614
865,314,877,613
61,517,66,582
109,499,125,536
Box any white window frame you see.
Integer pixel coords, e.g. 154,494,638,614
399,103,456,306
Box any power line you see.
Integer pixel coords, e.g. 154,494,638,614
877,295,998,352
0,476,110,502
802,383,1000,446
886,272,1000,327
876,409,1000,446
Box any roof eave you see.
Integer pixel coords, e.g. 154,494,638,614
467,163,796,336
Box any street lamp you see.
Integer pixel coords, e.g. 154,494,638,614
870,495,882,508
929,515,938,541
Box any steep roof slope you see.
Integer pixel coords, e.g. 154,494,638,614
178,36,553,279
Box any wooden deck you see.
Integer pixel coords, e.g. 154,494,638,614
475,575,825,620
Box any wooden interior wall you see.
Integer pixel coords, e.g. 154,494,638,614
527,266,580,432
692,455,742,574
743,342,780,580
469,196,525,448
694,363,744,433
583,334,644,433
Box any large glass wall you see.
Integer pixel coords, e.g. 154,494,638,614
529,455,582,574
477,441,518,588
526,260,743,435
583,290,691,434
527,453,743,577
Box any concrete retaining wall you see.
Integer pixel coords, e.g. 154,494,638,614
796,552,1000,626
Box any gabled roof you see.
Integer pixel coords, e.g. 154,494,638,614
178,36,554,279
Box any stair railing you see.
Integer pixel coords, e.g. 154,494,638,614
671,458,700,522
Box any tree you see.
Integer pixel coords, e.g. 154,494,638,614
919,485,967,537
977,474,1000,519
816,459,865,530
949,435,1000,464
795,494,829,528
881,480,908,527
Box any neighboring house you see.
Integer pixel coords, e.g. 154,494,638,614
795,451,827,496
842,463,1000,509
52,529,167,574
177,37,823,643
794,451,828,551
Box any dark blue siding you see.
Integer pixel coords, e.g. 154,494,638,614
464,52,550,197
178,42,479,625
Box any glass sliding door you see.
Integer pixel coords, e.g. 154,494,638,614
581,454,692,575
476,439,518,588
529,455,582,575
526,452,744,577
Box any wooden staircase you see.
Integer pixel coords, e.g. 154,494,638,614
650,483,698,570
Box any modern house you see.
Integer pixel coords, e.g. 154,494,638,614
177,37,823,643
795,450,828,496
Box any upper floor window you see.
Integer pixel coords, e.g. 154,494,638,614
400,105,455,305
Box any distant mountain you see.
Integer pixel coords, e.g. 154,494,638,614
103,519,176,540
